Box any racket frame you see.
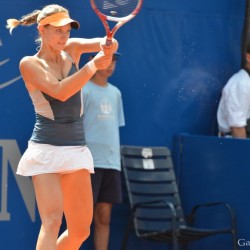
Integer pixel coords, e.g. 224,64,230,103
90,0,143,43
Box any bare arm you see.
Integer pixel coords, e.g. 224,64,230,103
230,126,247,138
20,52,112,102
65,37,119,65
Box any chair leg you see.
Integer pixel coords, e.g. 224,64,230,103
172,233,179,250
232,233,238,250
120,226,131,250
120,213,134,250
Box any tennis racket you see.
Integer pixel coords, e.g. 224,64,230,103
90,0,143,45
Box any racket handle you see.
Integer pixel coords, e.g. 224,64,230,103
106,37,113,46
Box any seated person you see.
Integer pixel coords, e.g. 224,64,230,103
217,43,250,138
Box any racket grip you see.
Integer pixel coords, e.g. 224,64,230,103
106,37,113,46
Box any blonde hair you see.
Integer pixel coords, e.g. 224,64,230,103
6,4,69,34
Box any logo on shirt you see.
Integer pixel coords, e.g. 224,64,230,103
0,38,21,90
97,98,114,120
100,98,112,114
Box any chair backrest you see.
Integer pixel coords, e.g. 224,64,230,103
121,145,186,235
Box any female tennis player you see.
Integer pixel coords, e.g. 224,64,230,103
6,4,118,250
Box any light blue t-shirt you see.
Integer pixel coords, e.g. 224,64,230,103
83,81,125,170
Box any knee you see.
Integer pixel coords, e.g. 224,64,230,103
77,226,91,240
70,224,91,247
94,209,111,226
41,210,63,233
71,213,92,242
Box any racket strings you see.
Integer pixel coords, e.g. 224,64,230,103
94,0,139,18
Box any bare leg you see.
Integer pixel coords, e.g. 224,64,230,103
32,174,63,250
57,169,93,250
93,202,113,250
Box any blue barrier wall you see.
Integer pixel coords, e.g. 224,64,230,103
0,0,247,249
173,134,250,250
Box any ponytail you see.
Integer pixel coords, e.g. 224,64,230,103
6,19,20,34
6,9,41,34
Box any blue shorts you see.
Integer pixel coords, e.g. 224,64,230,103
91,168,122,204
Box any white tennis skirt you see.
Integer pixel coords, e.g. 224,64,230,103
17,141,94,176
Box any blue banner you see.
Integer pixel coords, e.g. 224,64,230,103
0,0,246,249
